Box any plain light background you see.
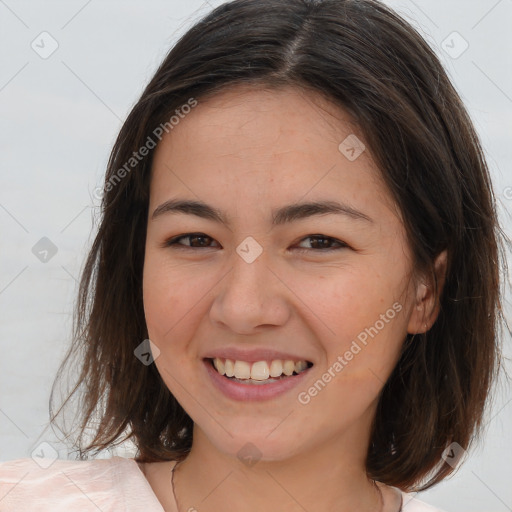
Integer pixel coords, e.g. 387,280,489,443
0,1,511,510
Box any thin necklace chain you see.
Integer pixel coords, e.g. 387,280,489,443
170,460,402,512
170,460,181,512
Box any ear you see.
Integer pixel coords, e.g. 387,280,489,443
407,250,448,334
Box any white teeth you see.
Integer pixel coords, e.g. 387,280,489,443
283,360,295,376
224,359,235,377
233,360,251,379
251,361,270,381
295,361,307,373
212,358,225,375
211,357,310,381
269,360,283,377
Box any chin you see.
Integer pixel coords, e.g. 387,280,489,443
197,420,308,465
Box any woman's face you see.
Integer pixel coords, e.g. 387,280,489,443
143,85,427,462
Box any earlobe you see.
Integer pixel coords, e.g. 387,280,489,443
407,250,448,335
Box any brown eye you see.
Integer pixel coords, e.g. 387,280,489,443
164,233,220,249
295,235,348,251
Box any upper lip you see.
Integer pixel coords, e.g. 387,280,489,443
202,347,313,364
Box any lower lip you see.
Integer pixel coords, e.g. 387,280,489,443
203,359,312,402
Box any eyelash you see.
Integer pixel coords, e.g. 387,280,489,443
162,233,349,252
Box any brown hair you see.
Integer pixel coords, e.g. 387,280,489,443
49,0,508,491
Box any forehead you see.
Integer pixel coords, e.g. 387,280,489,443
155,85,362,161
149,85,397,220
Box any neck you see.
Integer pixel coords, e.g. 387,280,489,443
172,427,383,512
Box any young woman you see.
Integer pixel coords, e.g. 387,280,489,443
0,1,506,511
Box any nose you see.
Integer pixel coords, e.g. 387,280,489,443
209,247,290,334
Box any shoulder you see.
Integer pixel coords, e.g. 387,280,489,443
0,456,163,511
401,491,448,512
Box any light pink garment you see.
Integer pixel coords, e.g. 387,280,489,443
0,456,167,512
0,456,446,511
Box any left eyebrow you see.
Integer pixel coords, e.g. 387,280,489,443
151,198,373,226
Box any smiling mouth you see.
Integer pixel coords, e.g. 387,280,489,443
206,357,313,384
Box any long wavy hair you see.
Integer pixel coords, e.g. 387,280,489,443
48,0,509,491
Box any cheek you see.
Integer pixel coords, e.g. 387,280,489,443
142,265,170,338
142,261,199,390
142,252,194,339
311,267,407,373
142,251,220,363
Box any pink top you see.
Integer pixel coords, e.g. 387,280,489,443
0,456,446,511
